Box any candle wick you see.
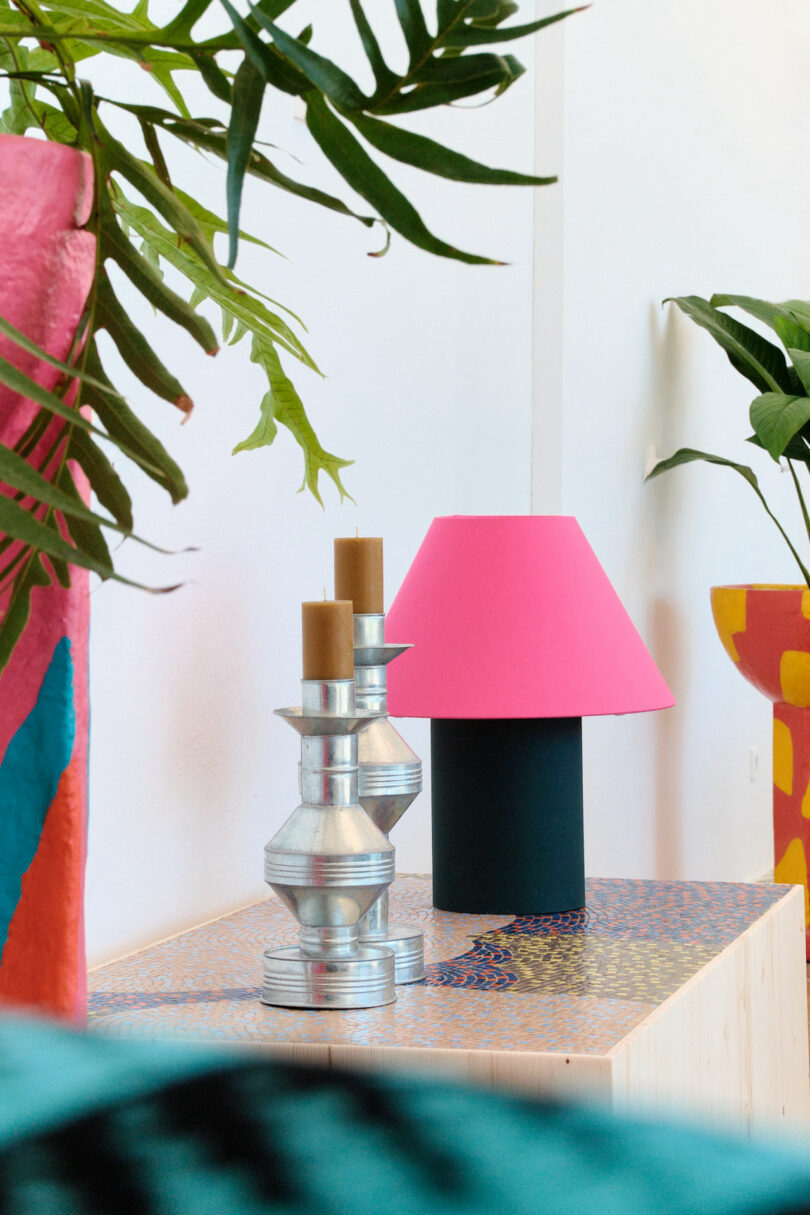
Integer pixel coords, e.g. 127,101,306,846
355,526,359,538
323,587,327,601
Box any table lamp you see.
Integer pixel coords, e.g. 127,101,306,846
385,516,675,914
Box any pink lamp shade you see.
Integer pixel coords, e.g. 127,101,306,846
385,515,674,720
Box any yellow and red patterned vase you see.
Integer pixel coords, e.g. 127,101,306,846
712,584,810,957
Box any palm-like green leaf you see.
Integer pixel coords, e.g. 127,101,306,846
0,443,171,553
225,56,264,267
306,93,499,265
348,110,555,185
100,209,219,354
0,0,571,673
0,491,178,591
95,277,193,415
83,343,189,503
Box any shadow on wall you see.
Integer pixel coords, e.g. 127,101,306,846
645,302,690,878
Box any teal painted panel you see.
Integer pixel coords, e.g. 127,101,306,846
0,638,75,954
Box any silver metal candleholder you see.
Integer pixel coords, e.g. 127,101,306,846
263,678,397,1009
354,614,425,984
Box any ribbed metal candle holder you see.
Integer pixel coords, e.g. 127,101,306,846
263,678,397,1009
354,614,425,983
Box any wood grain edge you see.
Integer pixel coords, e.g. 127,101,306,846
215,1039,613,1102
608,886,809,1130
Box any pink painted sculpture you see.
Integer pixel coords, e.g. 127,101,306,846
0,135,95,1021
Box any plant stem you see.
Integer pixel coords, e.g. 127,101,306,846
755,483,810,587
788,458,810,551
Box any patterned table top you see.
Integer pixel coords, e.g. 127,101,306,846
88,875,790,1056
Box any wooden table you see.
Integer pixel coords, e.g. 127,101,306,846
89,875,810,1131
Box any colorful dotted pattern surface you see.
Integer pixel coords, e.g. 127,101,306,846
88,876,788,1055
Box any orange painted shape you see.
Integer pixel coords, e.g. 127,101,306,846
775,836,810,927
781,651,810,707
774,717,794,796
0,756,84,1019
802,590,810,620
710,587,746,663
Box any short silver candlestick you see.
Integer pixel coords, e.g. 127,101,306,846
354,614,425,983
263,678,397,1009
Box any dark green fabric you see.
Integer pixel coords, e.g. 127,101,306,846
0,1016,809,1214
431,717,585,913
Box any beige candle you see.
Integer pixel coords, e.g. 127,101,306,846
334,536,383,614
301,600,354,680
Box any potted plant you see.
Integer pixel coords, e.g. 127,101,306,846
648,293,810,954
0,0,582,1019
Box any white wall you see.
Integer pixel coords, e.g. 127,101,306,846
86,0,810,966
85,5,539,964
555,0,810,883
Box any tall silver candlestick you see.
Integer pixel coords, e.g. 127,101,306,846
262,677,397,1009
354,614,425,983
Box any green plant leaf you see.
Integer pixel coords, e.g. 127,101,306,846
665,296,790,394
83,343,188,503
97,116,228,287
0,307,123,400
115,195,318,371
243,332,353,504
646,446,759,487
709,294,810,356
67,428,133,531
444,5,586,45
100,209,219,354
646,445,810,586
780,301,810,353
232,388,277,452
95,276,193,414
306,93,499,264
171,184,281,255
251,10,369,111
106,101,378,229
0,340,166,473
161,0,215,40
789,349,810,397
0,554,51,675
349,110,555,185
372,63,524,113
0,441,172,552
409,49,523,85
139,117,171,187
190,49,232,103
218,0,310,96
348,0,398,93
394,0,432,61
749,392,810,461
226,55,264,267
0,487,178,591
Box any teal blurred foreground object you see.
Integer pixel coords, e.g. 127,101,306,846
1,1017,810,1214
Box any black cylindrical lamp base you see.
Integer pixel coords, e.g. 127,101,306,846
430,717,584,914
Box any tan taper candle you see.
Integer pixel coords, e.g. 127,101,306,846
334,536,383,614
301,600,354,679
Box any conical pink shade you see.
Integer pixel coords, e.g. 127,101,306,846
386,516,674,719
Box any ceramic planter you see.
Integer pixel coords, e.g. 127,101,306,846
0,135,95,1020
712,584,810,957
